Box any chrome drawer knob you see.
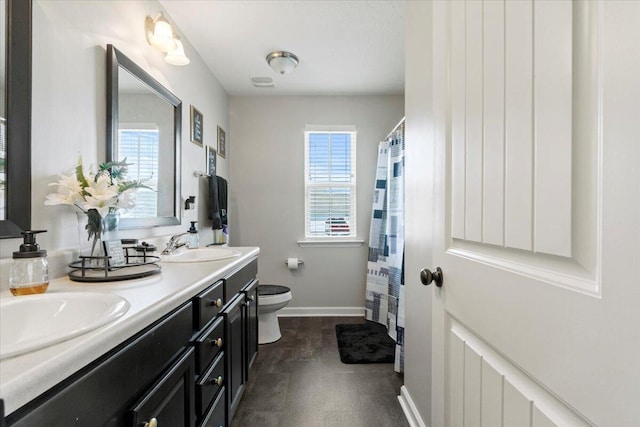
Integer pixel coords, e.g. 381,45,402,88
210,375,223,387
210,337,223,348
143,418,158,427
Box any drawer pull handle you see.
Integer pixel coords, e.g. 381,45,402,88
249,295,255,302
143,418,158,427
208,298,223,308
210,375,223,387
210,337,223,348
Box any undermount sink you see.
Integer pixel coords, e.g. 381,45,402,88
0,292,129,360
161,247,241,263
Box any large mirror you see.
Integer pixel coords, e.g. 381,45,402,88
0,0,32,237
106,44,181,228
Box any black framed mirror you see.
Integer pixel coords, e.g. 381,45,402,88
106,44,181,229
0,0,32,238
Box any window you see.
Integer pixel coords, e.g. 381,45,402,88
118,125,159,218
304,125,356,238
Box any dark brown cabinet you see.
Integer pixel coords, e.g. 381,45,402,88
3,258,259,427
5,303,194,426
191,259,259,427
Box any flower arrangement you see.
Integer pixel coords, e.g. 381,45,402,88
45,158,148,257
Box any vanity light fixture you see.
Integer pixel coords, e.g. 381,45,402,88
165,36,190,66
145,12,190,66
145,12,176,52
266,51,299,75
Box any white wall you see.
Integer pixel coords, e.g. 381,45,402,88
228,96,404,312
0,1,228,274
403,1,434,425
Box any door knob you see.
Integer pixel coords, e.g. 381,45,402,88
420,267,443,287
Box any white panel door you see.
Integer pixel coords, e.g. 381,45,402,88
430,1,640,426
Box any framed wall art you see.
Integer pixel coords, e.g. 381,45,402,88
190,105,203,146
206,145,217,176
217,126,226,158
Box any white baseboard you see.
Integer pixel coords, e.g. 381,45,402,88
279,306,365,317
398,385,428,427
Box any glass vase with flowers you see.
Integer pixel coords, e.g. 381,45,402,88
45,158,148,264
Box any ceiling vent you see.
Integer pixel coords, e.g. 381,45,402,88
250,77,275,88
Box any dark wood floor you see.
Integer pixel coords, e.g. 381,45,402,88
230,317,409,427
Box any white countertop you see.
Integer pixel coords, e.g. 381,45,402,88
0,246,259,416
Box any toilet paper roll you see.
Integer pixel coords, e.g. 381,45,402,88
287,258,299,270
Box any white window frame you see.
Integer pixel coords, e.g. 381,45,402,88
303,125,357,241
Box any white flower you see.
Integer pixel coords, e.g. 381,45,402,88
116,188,136,210
44,172,82,206
44,191,76,206
81,172,119,217
45,158,146,218
56,172,83,194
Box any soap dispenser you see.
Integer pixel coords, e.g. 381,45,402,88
187,221,199,249
10,230,49,296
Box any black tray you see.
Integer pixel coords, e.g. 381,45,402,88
68,254,161,283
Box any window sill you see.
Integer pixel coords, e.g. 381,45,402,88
297,239,365,248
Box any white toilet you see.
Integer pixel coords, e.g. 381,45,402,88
258,285,292,344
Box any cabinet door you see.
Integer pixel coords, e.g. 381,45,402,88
130,348,196,427
241,279,259,376
221,295,245,424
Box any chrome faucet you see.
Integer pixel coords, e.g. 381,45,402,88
162,233,187,255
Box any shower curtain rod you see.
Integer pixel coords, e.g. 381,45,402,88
384,117,405,141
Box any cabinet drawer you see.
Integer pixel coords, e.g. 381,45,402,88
194,280,224,330
224,259,257,300
196,352,225,416
194,316,225,375
198,386,225,427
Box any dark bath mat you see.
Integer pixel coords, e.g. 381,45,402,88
335,321,395,364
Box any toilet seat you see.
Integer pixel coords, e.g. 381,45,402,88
258,284,291,295
259,291,292,307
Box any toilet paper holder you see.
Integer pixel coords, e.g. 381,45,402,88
284,259,304,266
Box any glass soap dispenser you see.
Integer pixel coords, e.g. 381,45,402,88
10,230,49,296
187,221,199,249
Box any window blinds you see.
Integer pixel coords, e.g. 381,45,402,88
304,127,357,238
118,128,159,218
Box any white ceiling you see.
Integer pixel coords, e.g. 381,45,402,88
159,0,405,96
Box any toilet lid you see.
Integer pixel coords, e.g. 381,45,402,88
258,284,291,296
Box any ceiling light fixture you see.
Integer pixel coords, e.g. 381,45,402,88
145,12,190,66
266,51,299,75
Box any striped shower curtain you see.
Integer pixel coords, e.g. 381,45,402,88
365,122,405,372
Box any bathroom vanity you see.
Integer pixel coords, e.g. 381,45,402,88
0,247,259,427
